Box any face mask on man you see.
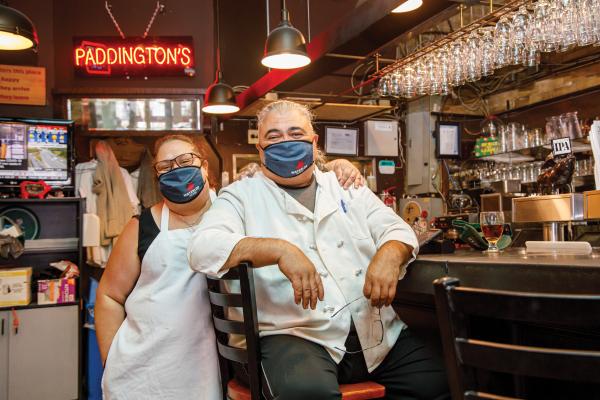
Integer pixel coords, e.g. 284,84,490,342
262,140,314,179
158,166,205,204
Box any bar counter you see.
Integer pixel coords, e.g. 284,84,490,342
394,247,600,347
397,248,600,297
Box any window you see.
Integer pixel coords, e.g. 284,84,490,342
67,98,202,131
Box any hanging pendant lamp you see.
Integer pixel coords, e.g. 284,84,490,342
202,0,239,115
0,4,38,51
261,0,310,70
392,0,423,13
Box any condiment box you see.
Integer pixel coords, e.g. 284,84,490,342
0,267,32,307
37,277,76,305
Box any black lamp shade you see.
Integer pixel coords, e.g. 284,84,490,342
0,5,38,50
261,20,310,69
202,81,239,115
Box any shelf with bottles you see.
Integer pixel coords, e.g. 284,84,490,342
450,154,595,191
472,111,593,161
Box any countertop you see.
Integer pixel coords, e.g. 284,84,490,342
398,248,600,295
417,248,600,269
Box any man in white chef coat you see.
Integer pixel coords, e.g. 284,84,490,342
188,100,449,400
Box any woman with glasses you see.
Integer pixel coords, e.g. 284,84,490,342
95,134,364,400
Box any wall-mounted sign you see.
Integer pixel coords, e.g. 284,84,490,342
73,36,195,77
0,64,46,106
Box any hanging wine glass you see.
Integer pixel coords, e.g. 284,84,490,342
479,27,496,76
576,0,596,46
377,74,391,97
402,65,416,98
389,69,402,98
532,0,554,52
465,31,482,82
558,0,578,51
437,47,451,96
450,39,466,87
415,59,429,96
523,8,540,67
425,54,440,95
509,7,529,65
495,15,511,68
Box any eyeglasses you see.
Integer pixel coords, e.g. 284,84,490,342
154,152,203,175
331,296,384,354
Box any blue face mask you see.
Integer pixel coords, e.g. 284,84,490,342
158,166,205,204
262,140,314,179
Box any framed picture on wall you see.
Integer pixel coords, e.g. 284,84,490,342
435,121,462,159
232,153,261,180
324,126,359,156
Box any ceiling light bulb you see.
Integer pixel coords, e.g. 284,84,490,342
392,0,423,13
0,31,34,50
201,104,240,114
261,53,311,69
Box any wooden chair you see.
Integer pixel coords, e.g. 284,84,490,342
207,262,386,400
433,276,600,400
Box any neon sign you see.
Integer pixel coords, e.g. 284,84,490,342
73,37,195,77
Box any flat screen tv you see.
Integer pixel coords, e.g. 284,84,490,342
0,117,74,187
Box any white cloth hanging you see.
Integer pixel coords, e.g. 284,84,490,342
76,160,141,267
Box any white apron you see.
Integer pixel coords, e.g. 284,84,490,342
102,204,222,400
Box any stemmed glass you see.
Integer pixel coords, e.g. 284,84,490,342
450,40,466,87
510,7,529,65
415,60,429,96
377,74,391,97
465,31,482,82
558,0,578,51
480,27,496,77
426,55,441,95
480,211,505,253
437,47,451,95
389,70,402,98
404,65,417,98
495,15,511,68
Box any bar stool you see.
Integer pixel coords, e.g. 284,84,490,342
207,262,386,400
433,277,600,400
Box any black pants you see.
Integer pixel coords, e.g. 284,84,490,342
253,330,450,400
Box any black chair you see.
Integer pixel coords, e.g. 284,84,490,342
433,276,600,400
207,262,386,400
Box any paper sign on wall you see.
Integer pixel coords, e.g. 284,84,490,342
0,64,46,106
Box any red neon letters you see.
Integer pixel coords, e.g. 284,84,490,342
73,37,195,77
75,44,192,67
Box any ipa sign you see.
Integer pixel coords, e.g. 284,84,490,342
0,64,46,106
73,36,195,77
551,137,572,156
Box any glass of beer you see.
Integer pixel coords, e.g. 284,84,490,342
480,211,504,253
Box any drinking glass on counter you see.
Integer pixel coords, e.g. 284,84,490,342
480,211,505,253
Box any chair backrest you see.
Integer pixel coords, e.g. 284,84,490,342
433,276,600,400
206,262,263,400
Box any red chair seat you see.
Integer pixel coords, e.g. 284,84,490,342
227,378,385,400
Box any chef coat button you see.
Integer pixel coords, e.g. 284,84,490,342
354,268,363,276
309,244,317,250
337,240,344,248
320,271,328,278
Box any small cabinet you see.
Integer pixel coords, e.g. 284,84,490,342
6,306,78,400
0,311,8,400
